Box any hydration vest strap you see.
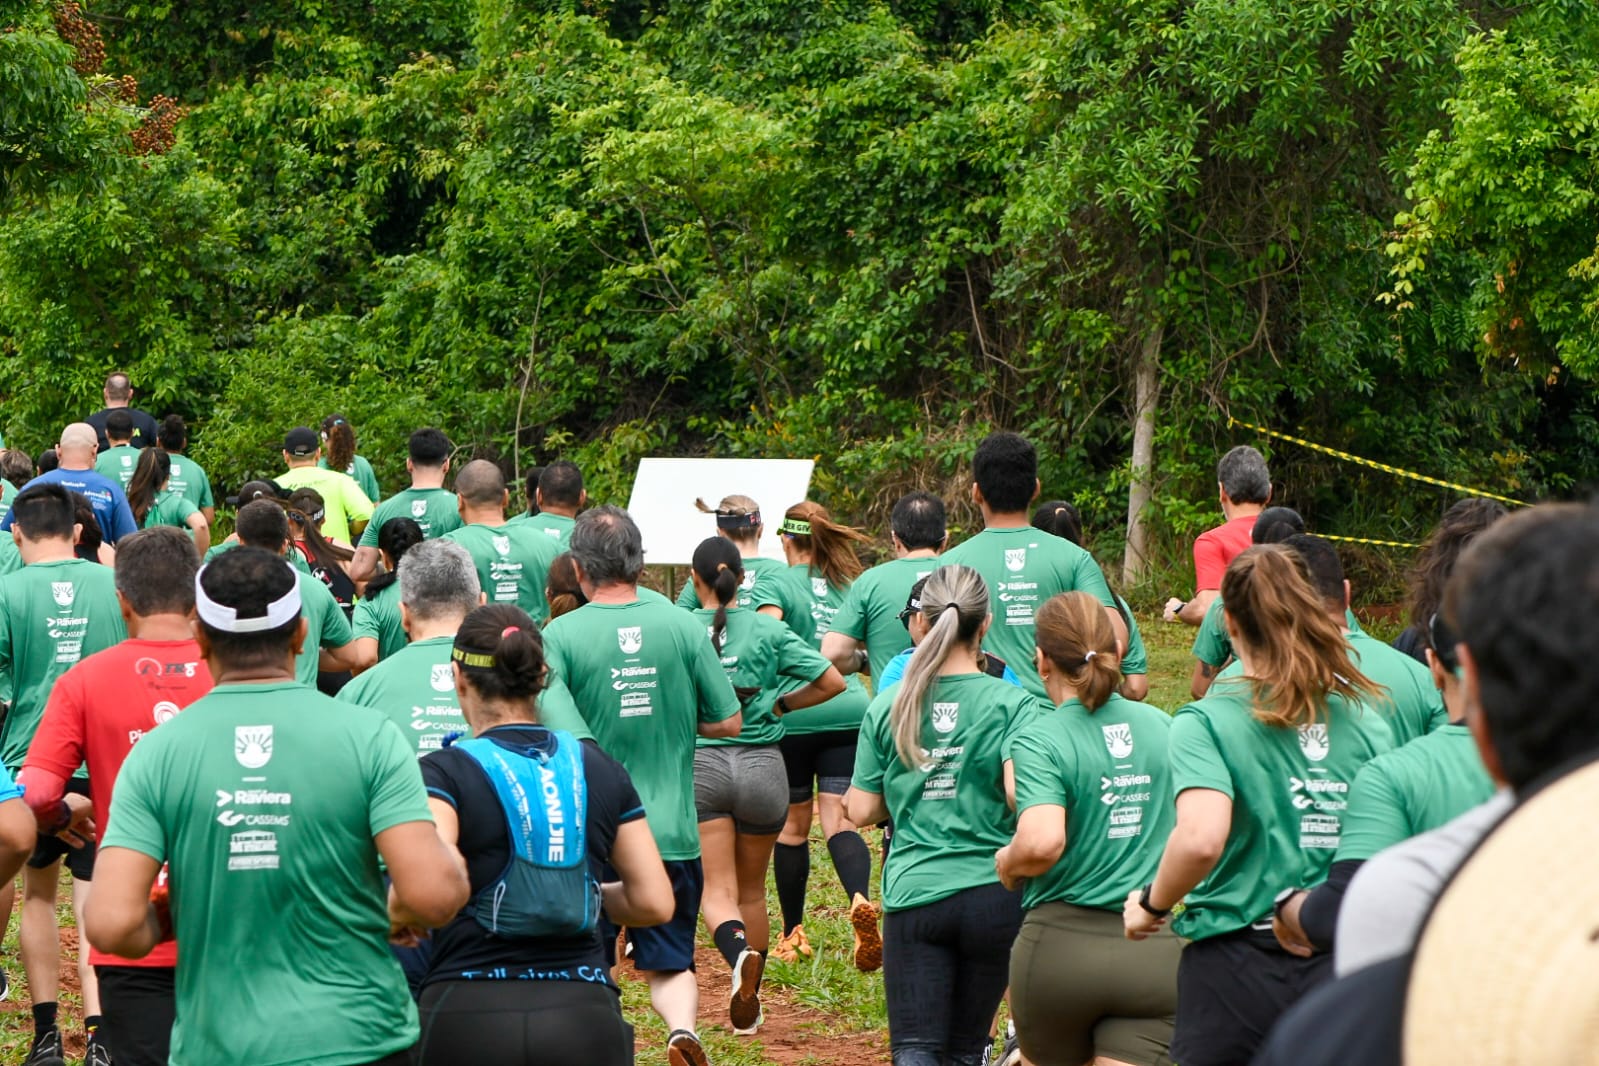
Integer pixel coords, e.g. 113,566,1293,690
456,730,587,871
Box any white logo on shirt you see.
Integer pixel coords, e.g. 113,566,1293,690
1298,723,1330,762
51,582,75,608
618,627,643,655
931,702,959,734
811,576,828,599
740,572,756,591
235,725,274,769
121,455,132,467
492,535,511,556
411,499,428,518
151,701,179,726
1004,548,1026,573
1103,723,1134,760
216,790,232,807
430,663,454,693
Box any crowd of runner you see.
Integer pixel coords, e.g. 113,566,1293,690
0,372,1586,1066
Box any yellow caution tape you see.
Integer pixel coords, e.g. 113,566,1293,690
1227,416,1526,508
1320,534,1423,549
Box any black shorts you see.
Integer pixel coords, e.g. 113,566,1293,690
1170,929,1332,1066
94,965,176,1066
600,858,701,974
780,730,858,804
417,980,631,1066
28,778,95,881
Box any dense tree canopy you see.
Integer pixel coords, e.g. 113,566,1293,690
2,0,1596,591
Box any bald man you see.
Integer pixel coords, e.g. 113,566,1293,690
0,424,137,543
441,460,561,623
85,372,160,452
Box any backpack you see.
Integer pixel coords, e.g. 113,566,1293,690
454,729,601,938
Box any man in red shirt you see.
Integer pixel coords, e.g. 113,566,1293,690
1164,445,1271,625
21,527,213,1066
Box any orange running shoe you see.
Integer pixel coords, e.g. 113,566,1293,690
773,924,813,962
851,893,882,972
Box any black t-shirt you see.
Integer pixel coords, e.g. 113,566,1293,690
419,726,645,989
86,407,161,451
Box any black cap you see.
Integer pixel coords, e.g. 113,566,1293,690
283,427,319,457
225,479,289,507
898,576,929,630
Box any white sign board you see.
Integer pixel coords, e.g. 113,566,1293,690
625,457,816,566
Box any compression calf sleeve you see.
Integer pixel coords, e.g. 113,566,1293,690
827,830,873,901
713,920,749,968
773,842,810,936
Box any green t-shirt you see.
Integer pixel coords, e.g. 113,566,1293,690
675,555,797,616
165,454,214,511
351,581,407,663
940,527,1117,697
204,541,312,576
1335,724,1495,863
693,606,830,748
1345,630,1447,746
1006,695,1174,911
830,555,938,681
520,512,575,549
319,453,380,503
294,570,353,686
778,565,869,734
144,489,199,532
101,681,430,1066
542,599,741,860
851,673,1042,911
443,522,560,625
0,558,127,770
357,487,463,547
338,636,465,756
94,445,141,489
1194,598,1363,669
0,536,21,576
0,480,16,525
277,466,375,545
1116,595,1148,678
1167,677,1396,941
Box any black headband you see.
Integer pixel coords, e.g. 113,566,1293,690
715,511,760,531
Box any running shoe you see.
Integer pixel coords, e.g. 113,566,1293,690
993,1020,1021,1066
0,966,9,1002
667,1029,710,1066
772,924,812,962
850,892,883,972
730,948,765,1034
85,1034,114,1066
24,1028,64,1066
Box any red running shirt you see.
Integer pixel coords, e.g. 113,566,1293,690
22,638,213,967
1192,514,1258,592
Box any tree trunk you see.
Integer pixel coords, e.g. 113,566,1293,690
1123,317,1164,585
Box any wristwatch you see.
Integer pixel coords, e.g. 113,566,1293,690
1273,887,1304,920
1138,883,1172,919
776,695,792,717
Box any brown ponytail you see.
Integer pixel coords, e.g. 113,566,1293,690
781,501,870,588
544,552,588,622
321,414,356,473
1034,591,1122,711
1221,545,1379,727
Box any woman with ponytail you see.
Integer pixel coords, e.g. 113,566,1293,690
674,494,803,622
687,536,844,1035
771,501,883,969
998,592,1178,1066
127,448,210,554
845,564,1041,1066
413,604,674,1065
319,414,381,502
1123,546,1394,1066
543,552,587,622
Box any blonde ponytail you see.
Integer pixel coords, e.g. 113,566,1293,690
890,565,990,768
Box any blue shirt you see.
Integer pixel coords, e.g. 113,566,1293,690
1,468,138,543
878,648,1023,690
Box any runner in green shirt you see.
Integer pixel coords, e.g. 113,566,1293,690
350,429,460,583
351,518,425,670
319,414,381,501
688,537,843,1034
846,563,1038,1064
156,414,216,526
0,475,17,525
514,460,584,548
93,410,140,489
277,426,375,545
443,461,560,624
673,495,804,621
540,506,741,1063
127,448,211,555
940,433,1124,698
1124,545,1394,1066
0,484,127,772
996,592,1179,1066
86,546,469,1066
823,491,945,682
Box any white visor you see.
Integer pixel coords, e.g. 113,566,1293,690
194,564,302,633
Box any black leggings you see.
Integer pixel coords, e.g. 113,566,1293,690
883,881,1023,1066
416,979,633,1065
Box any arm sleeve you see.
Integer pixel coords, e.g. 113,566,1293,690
1193,530,1227,591
350,596,382,641
419,749,465,809
1168,708,1235,799
850,693,892,794
1334,758,1409,862
1118,596,1148,675
357,511,383,548
536,679,594,741
100,742,167,861
1008,725,1068,814
1068,547,1117,608
1190,599,1233,667
1298,858,1362,952
366,718,434,836
197,473,214,509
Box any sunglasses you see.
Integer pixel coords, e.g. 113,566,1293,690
898,603,921,631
